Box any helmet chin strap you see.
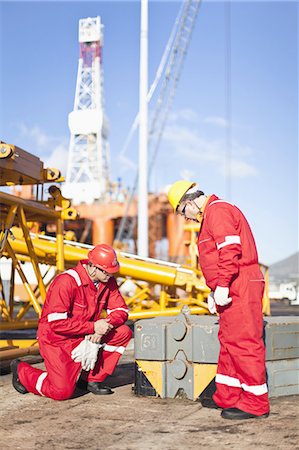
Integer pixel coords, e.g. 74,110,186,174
86,263,97,277
195,195,210,223
196,211,204,223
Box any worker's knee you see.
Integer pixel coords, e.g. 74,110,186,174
51,385,74,401
122,324,133,339
116,324,133,341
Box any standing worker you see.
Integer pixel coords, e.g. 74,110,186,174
11,244,132,400
167,181,269,420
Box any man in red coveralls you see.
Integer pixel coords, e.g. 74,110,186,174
11,244,132,400
167,181,269,420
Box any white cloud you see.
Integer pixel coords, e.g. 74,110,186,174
204,116,228,128
18,123,55,149
16,122,69,175
168,108,199,123
163,114,258,178
225,159,257,177
180,168,195,180
44,144,69,176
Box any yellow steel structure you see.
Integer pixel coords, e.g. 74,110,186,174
1,228,211,332
0,142,270,361
1,226,270,330
0,190,72,321
0,142,78,358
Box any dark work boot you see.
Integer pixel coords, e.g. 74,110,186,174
86,382,114,395
200,397,221,409
10,359,28,394
221,408,269,420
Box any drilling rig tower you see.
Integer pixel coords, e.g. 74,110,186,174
63,16,110,205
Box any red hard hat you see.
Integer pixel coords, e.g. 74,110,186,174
88,244,120,274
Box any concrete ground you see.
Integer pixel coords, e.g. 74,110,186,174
1,343,298,450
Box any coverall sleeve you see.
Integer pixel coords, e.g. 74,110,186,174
105,279,129,328
208,205,242,287
46,276,94,336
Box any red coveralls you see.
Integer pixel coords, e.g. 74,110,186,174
197,195,269,416
18,260,132,400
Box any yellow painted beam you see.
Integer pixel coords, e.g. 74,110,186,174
0,339,38,348
0,319,39,330
135,360,164,397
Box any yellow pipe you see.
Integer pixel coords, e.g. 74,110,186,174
7,237,49,259
0,345,39,361
18,207,47,300
15,301,33,321
0,339,38,348
128,306,208,320
5,230,213,324
56,217,64,273
0,302,10,320
262,266,271,316
9,230,206,291
118,257,177,285
0,319,39,330
5,241,42,317
160,287,167,310
8,259,15,319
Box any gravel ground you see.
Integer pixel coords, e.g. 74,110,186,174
1,347,298,450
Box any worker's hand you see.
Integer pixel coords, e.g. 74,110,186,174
71,339,88,363
71,337,102,371
214,286,232,306
94,319,113,336
207,292,217,314
88,333,103,344
81,339,102,371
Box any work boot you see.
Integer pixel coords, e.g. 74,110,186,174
200,397,221,409
221,408,269,420
10,359,28,394
86,382,114,395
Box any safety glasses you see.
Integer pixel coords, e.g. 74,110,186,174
95,266,111,277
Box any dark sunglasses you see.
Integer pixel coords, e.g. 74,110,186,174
181,204,187,216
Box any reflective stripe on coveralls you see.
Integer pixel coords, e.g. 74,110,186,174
18,262,132,400
103,344,126,354
216,235,241,250
36,373,47,396
34,270,83,395
197,195,269,416
107,307,129,314
46,270,81,324
215,374,268,396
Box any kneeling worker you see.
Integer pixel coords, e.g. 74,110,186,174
167,181,270,420
11,244,132,400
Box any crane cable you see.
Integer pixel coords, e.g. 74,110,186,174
148,0,202,178
115,1,185,244
118,0,185,161
115,0,201,244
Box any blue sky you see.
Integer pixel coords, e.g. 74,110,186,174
0,0,298,265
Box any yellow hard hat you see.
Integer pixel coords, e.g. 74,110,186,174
167,180,196,211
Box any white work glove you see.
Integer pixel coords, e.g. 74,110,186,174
71,337,102,371
207,292,217,314
214,286,232,306
71,339,87,362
